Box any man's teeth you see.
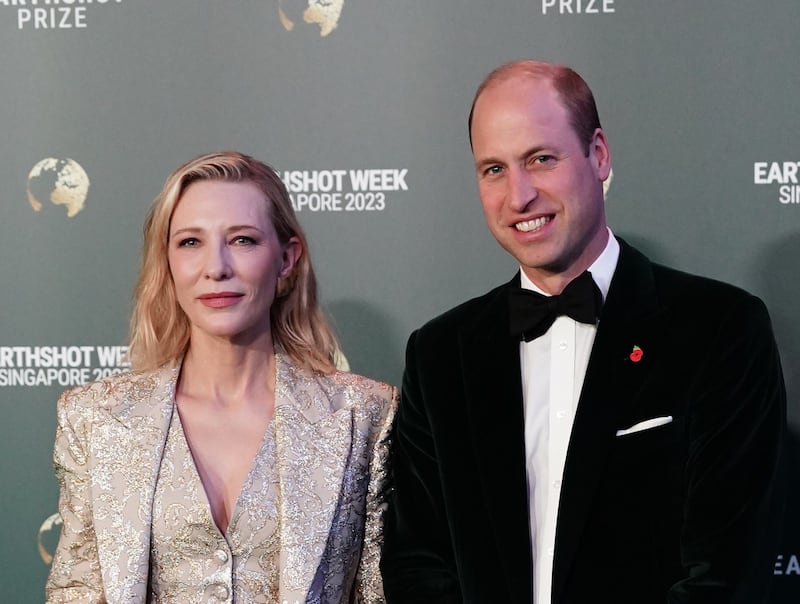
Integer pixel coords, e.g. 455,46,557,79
515,216,551,232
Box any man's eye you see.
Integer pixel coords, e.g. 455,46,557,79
534,155,556,164
485,165,503,176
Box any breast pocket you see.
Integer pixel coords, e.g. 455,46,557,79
611,415,685,467
603,414,687,536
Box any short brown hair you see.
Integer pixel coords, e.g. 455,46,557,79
468,60,602,155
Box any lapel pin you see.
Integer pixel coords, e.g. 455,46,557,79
628,345,643,363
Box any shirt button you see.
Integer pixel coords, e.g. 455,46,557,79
552,479,562,489
213,548,229,563
559,341,568,351
547,547,555,557
556,411,566,420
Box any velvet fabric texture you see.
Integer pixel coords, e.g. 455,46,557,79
381,240,786,604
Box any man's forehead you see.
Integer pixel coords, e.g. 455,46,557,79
476,75,559,115
474,77,565,128
482,70,553,96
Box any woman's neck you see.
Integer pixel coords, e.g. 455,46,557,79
178,332,277,408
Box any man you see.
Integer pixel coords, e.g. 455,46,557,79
381,60,786,603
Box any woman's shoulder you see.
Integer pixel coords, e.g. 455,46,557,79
324,371,398,426
312,366,394,407
322,371,398,442
57,365,175,415
330,370,396,400
278,353,397,417
280,353,393,397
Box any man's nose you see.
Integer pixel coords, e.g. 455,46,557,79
508,168,537,212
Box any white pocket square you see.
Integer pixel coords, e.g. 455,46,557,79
615,415,673,437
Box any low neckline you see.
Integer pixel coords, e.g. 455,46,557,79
170,352,282,536
173,402,274,538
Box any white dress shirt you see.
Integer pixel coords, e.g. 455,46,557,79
520,230,619,603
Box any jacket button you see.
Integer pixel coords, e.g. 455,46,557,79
213,548,229,563
208,582,229,600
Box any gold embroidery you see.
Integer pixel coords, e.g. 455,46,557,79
45,355,397,604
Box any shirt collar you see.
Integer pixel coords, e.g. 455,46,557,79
519,227,620,303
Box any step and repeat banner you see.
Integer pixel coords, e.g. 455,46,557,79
0,1,798,600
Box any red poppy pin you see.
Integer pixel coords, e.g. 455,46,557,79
628,345,643,363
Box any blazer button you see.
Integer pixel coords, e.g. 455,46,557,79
208,582,230,601
213,548,229,564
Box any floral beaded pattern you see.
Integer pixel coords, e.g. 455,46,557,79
45,355,398,604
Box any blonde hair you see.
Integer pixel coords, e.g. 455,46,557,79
128,151,339,374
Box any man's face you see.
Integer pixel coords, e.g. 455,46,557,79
470,76,611,293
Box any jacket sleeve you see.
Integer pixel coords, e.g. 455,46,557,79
45,388,107,604
669,294,786,604
353,383,399,604
380,331,463,603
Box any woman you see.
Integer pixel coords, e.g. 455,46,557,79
45,151,398,603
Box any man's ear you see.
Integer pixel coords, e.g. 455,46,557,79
590,127,612,182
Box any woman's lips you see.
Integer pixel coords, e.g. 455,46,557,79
197,292,243,308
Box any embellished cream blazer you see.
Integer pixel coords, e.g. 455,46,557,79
45,354,398,604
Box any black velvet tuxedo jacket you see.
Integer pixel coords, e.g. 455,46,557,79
381,240,786,604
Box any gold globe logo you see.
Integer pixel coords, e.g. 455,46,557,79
27,158,90,218
38,512,62,565
278,0,344,37
603,167,613,199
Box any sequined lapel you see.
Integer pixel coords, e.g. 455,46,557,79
90,365,178,604
273,355,354,602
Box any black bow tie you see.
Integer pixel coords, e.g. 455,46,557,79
509,271,602,342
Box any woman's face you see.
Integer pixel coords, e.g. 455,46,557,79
167,180,300,345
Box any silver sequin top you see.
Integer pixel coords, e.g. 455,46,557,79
150,408,280,603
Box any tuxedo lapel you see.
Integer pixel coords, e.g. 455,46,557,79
91,366,178,604
552,241,667,603
460,276,534,602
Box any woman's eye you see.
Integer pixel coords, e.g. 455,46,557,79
178,237,199,247
232,236,256,245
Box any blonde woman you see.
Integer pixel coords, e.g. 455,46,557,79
46,151,397,603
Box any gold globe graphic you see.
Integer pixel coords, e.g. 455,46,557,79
278,0,344,37
38,512,62,565
603,167,613,199
27,158,90,218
